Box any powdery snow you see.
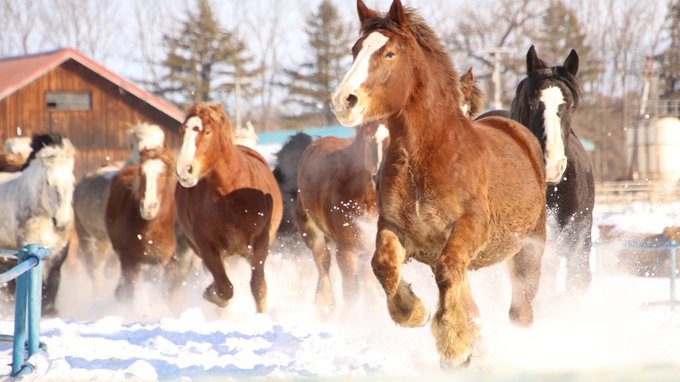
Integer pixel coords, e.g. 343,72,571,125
2,190,680,380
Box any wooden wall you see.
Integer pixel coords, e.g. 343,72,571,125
0,59,183,179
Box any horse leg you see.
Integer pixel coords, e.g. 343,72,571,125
508,243,545,327
431,212,490,368
564,216,593,294
164,231,194,299
249,233,270,313
295,201,334,318
372,229,429,327
115,255,140,301
336,245,359,316
201,247,233,308
42,243,69,317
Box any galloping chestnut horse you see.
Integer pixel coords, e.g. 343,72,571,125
332,0,546,367
510,46,595,294
106,148,191,300
175,103,282,312
295,121,389,319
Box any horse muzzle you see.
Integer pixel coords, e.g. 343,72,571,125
176,162,199,188
331,91,365,127
140,203,159,220
52,217,70,232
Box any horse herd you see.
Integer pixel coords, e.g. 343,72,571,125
0,0,596,368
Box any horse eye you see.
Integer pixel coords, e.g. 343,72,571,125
385,51,395,59
205,130,211,136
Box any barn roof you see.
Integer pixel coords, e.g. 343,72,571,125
0,47,184,122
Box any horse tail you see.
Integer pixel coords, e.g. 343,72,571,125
273,132,313,236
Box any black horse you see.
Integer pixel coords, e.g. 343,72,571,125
272,132,313,238
509,46,595,294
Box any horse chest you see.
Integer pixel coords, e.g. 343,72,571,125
380,180,453,263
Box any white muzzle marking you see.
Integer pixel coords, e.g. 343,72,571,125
177,116,202,188
331,32,389,127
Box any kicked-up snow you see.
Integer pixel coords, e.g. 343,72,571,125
2,192,680,380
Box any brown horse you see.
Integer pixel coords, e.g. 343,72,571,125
331,0,546,367
175,103,282,313
459,68,484,118
295,121,389,319
105,148,191,300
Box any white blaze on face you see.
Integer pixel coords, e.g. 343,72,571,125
540,86,568,183
141,158,165,219
331,32,389,126
177,116,202,186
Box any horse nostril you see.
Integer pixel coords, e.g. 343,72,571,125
52,217,58,227
187,164,193,175
346,94,358,109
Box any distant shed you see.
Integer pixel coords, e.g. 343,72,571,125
0,47,185,178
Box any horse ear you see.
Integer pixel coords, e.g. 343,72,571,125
387,0,407,27
357,0,378,23
564,49,579,76
461,67,474,83
526,45,546,73
212,103,224,112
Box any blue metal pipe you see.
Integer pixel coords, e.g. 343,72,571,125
11,248,29,376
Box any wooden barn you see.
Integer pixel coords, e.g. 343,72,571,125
0,48,185,178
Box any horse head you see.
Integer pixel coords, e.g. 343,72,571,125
176,102,234,188
125,122,165,163
30,134,76,231
459,68,484,118
332,0,462,128
511,45,581,184
137,148,175,220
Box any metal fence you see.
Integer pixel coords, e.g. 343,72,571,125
0,244,51,377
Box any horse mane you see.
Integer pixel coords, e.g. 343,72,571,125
511,67,582,124
139,147,176,177
360,7,461,104
125,122,165,151
20,133,68,171
186,102,235,143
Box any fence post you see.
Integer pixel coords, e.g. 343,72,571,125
26,243,44,355
11,247,29,376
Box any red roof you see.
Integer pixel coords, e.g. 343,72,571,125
0,47,184,122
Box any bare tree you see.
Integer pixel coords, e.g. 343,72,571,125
240,0,287,131
130,0,174,93
0,0,43,55
39,0,123,61
444,0,546,108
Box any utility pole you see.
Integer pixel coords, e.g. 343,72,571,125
482,47,519,110
223,76,253,130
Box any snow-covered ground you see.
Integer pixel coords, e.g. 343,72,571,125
3,154,680,380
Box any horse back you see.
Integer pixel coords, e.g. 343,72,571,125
297,136,373,241
175,145,283,252
473,115,545,187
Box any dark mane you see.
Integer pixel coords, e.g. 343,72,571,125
510,67,581,124
21,133,66,170
360,8,461,103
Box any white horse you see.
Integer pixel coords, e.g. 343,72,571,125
0,134,76,316
234,121,259,149
73,122,166,291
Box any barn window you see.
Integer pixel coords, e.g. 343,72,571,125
46,92,91,111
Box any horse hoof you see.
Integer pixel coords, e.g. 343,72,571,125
203,285,230,308
440,349,472,370
394,298,430,328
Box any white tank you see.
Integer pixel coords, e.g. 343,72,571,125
626,116,680,182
